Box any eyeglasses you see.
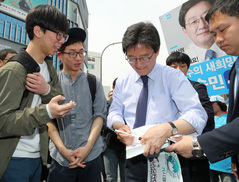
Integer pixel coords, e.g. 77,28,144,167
125,52,154,64
185,13,208,28
43,28,69,42
63,51,87,58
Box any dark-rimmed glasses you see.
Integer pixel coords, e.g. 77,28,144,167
125,52,154,64
43,28,69,42
63,51,87,58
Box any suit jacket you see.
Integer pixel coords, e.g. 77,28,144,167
189,80,214,133
198,62,239,163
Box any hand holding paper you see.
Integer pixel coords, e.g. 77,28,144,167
124,125,173,159
140,123,172,157
114,125,135,146
115,129,142,140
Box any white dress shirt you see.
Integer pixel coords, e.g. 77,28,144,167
107,63,207,135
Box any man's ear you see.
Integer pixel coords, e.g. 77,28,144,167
33,25,43,39
182,27,189,37
155,47,160,56
57,52,63,60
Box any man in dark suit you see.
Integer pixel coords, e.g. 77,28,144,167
166,52,214,182
166,0,239,180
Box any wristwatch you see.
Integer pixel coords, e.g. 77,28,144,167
168,122,178,136
192,136,204,157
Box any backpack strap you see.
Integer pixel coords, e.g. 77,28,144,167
87,73,96,113
7,54,40,73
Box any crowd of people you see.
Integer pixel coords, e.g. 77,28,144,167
0,0,239,182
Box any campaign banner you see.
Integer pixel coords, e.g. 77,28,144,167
159,0,233,96
187,55,237,96
159,5,190,57
159,2,227,64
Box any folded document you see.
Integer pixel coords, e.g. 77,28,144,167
126,139,172,159
126,125,174,159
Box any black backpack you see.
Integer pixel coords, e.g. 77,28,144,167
87,73,96,104
86,73,96,114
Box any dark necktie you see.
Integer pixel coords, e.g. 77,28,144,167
133,75,148,129
206,49,216,60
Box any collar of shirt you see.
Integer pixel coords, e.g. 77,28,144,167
61,70,83,83
133,63,157,85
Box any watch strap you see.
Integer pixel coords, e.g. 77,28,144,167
168,122,178,136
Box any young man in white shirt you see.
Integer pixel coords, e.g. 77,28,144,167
0,5,75,182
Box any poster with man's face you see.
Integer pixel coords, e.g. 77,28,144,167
159,0,236,96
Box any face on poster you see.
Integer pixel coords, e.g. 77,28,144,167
159,0,234,96
159,0,227,64
0,0,48,20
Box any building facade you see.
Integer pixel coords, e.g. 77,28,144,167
0,0,89,72
88,51,110,98
88,51,101,79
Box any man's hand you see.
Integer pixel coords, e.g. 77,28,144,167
48,95,75,118
68,146,91,169
26,73,49,95
59,145,86,169
140,123,170,157
59,147,80,167
65,150,86,169
166,135,194,158
115,125,135,146
231,162,239,180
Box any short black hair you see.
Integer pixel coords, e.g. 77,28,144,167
206,0,239,22
166,52,191,69
216,101,227,112
59,62,63,70
179,0,215,28
0,49,17,60
122,22,160,54
112,78,117,87
25,5,69,40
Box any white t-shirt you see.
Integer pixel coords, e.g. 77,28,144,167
13,61,50,158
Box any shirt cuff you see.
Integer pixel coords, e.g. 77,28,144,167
46,104,53,119
43,84,51,95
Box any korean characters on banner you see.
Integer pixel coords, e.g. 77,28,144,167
187,56,237,96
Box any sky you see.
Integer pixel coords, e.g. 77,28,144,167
87,0,187,87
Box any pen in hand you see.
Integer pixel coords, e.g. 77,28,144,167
115,129,142,140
